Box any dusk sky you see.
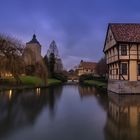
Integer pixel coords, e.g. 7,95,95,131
0,0,140,69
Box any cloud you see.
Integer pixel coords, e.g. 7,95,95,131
1,0,140,69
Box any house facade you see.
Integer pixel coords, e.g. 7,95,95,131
104,23,140,94
77,60,97,76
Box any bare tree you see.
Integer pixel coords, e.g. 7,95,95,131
0,34,25,84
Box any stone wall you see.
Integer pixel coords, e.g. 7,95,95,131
108,80,140,94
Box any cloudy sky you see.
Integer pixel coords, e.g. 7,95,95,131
0,0,140,69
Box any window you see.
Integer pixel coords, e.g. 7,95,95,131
121,45,127,55
116,69,118,75
138,64,140,76
121,63,127,75
110,70,112,75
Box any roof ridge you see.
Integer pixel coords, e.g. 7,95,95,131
109,23,140,25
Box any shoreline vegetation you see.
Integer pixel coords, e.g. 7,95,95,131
0,75,108,91
0,76,63,91
79,74,107,90
83,80,107,90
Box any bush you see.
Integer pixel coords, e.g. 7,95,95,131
79,74,107,83
52,73,68,82
48,79,62,86
79,74,93,83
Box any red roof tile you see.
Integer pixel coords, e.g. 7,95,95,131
110,23,140,43
80,62,97,69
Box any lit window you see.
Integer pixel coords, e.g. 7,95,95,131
121,45,127,55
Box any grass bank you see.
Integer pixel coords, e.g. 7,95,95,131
83,80,107,89
20,76,62,86
47,78,62,86
0,76,63,90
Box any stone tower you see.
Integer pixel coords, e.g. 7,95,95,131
23,34,42,66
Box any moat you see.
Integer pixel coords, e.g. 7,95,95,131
0,85,139,140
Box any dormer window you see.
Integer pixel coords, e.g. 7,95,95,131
121,45,127,55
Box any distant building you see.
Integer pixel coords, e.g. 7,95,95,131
76,60,97,76
104,23,140,94
22,34,47,76
23,34,42,66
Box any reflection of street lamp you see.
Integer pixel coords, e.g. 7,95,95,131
36,88,41,95
8,89,12,100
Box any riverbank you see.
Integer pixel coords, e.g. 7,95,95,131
0,76,63,91
83,80,107,90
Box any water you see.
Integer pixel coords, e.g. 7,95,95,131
0,85,139,140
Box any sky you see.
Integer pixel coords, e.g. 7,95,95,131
0,0,140,70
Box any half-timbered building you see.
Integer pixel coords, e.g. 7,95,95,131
104,23,140,93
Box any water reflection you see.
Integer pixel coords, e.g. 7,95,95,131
1,85,140,140
105,93,140,140
0,86,63,138
78,85,108,111
78,86,97,97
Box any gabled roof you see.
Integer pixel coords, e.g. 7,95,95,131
103,23,140,52
110,23,140,43
26,34,40,45
79,61,97,69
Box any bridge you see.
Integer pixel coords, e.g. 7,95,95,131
67,75,79,84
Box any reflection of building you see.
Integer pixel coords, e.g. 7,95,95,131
76,60,97,76
105,93,140,140
78,86,96,97
104,23,140,94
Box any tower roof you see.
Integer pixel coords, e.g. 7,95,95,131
26,34,40,45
